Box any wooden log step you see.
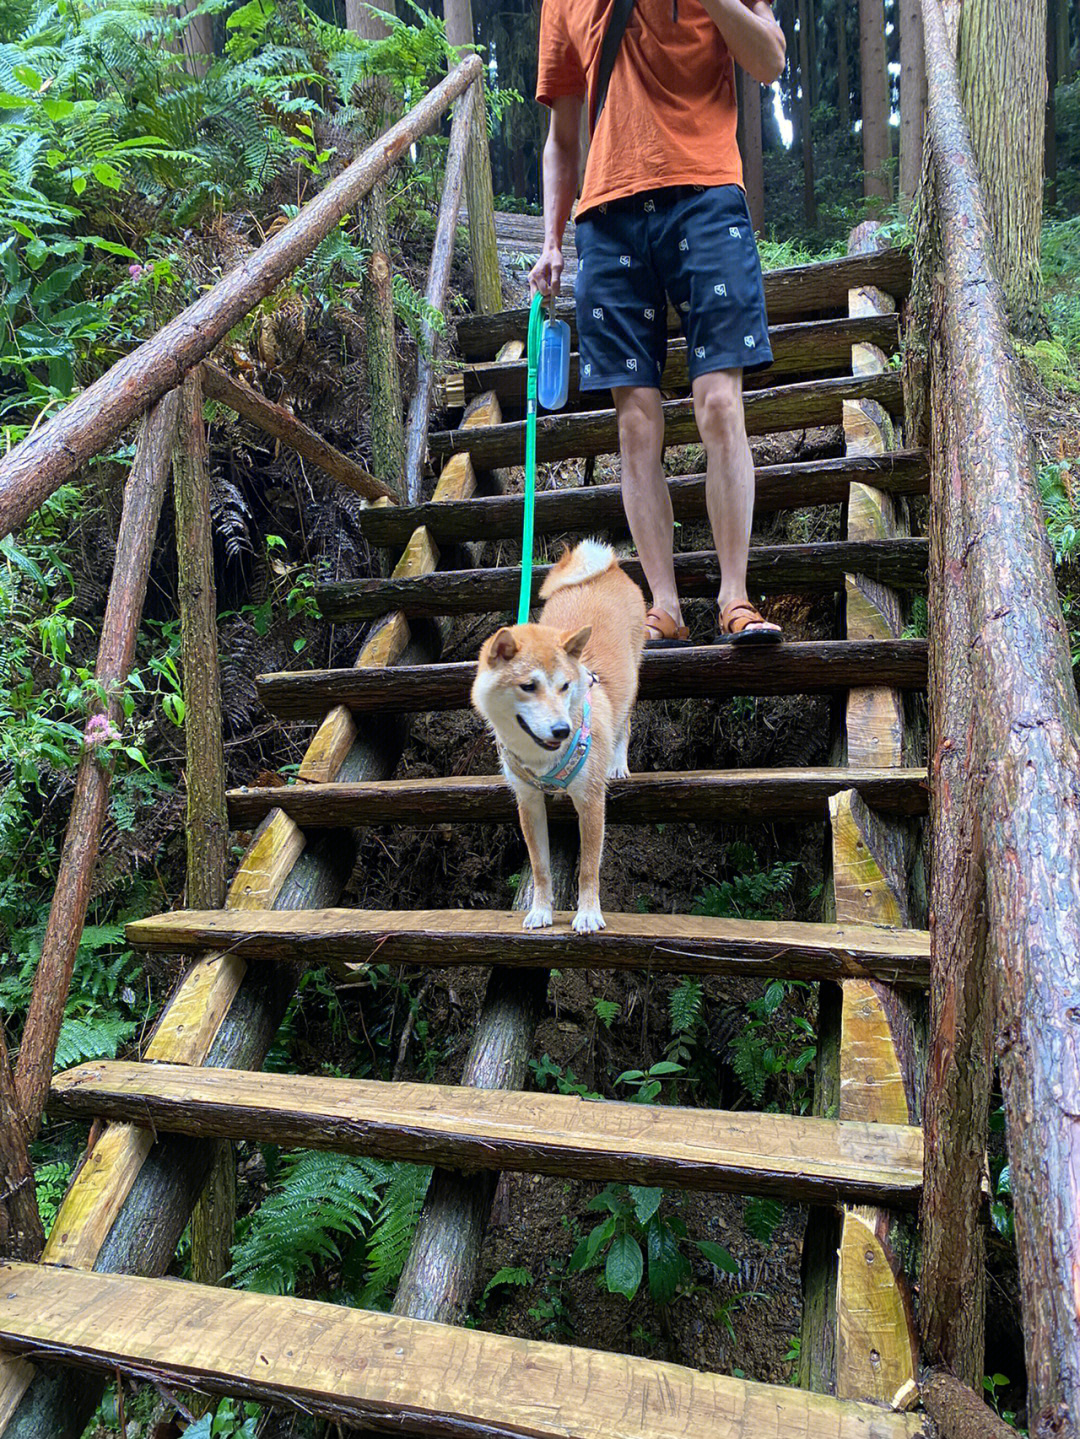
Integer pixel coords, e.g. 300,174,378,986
357,451,931,548
426,373,904,471
227,766,929,829
441,314,901,409
126,907,930,985
50,1060,923,1204
317,538,928,621
455,248,914,356
257,639,928,720
0,1262,925,1438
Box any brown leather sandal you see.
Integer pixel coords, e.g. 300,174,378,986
645,606,691,648
716,599,782,645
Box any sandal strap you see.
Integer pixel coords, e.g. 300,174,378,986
720,600,776,635
645,607,689,642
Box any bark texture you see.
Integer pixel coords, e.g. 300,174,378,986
859,0,893,200
0,1026,43,1262
737,69,765,233
797,0,817,227
922,0,1080,1426
13,393,180,1136
918,271,991,1390
443,0,501,314
173,371,232,1290
954,0,1046,331
0,55,481,540
921,1371,1020,1439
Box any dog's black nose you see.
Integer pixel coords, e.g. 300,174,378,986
551,723,571,742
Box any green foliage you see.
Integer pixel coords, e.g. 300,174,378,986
481,1265,532,1307
729,981,817,1112
1038,462,1080,665
614,1059,684,1105
592,996,619,1029
530,1052,600,1100
181,1400,261,1439
743,1196,784,1244
569,1184,736,1306
691,846,798,922
982,1373,1021,1430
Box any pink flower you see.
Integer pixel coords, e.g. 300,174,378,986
85,714,120,746
128,263,144,279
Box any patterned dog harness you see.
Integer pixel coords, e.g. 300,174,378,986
500,679,595,794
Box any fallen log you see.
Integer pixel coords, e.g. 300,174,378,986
200,361,391,502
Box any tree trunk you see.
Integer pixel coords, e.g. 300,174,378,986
443,0,502,315
836,0,851,130
954,0,1046,332
1058,0,1071,79
173,371,233,1290
737,69,765,233
899,0,926,207
176,0,213,76
349,0,407,501
12,393,180,1137
807,0,819,107
859,0,892,200
1047,0,1059,211
797,0,817,227
0,1025,43,1262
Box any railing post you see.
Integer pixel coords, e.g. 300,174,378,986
172,369,233,1290
12,392,181,1138
443,0,501,315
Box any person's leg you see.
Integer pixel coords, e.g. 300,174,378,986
692,368,753,610
612,384,683,630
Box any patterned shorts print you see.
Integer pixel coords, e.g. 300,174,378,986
573,184,773,391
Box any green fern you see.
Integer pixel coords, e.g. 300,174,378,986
744,1196,784,1243
229,1150,387,1295
392,271,446,354
357,1161,430,1307
53,1014,135,1068
668,977,702,1036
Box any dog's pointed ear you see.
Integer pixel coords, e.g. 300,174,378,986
561,626,592,659
489,627,519,663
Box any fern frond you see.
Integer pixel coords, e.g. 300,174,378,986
358,1162,430,1308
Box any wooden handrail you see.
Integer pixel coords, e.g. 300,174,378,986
920,0,1080,1428
0,55,482,541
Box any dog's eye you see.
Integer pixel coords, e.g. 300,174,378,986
559,682,570,693
519,681,537,693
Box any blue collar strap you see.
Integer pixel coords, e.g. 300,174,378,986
501,688,593,793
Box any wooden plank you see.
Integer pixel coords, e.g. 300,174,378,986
455,247,914,355
227,767,929,829
257,640,929,720
0,1262,925,1439
125,907,931,985
426,373,904,471
358,451,931,549
50,1062,924,1205
440,314,901,408
317,539,928,621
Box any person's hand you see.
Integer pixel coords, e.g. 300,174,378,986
530,243,564,298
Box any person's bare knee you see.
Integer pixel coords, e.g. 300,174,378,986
614,386,665,465
692,374,744,453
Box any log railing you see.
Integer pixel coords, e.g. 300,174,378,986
918,0,1080,1429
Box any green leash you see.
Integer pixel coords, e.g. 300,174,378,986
518,290,546,625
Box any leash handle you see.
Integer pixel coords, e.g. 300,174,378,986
519,290,545,625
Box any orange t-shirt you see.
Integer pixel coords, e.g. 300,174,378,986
535,0,742,217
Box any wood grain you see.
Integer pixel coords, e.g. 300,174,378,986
357,452,931,548
50,1062,924,1205
0,1261,925,1438
257,640,930,719
227,767,930,829
125,907,930,985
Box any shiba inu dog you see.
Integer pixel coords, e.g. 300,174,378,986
471,540,646,934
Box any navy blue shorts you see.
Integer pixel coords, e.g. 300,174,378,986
574,184,773,392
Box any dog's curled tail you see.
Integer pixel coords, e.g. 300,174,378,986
538,539,616,600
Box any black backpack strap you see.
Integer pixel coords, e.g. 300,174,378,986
590,0,638,133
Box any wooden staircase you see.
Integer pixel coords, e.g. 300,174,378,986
0,242,934,1437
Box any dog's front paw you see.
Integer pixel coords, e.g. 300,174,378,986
523,905,554,930
607,761,631,780
572,906,606,935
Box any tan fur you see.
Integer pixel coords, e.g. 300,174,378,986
472,543,646,934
